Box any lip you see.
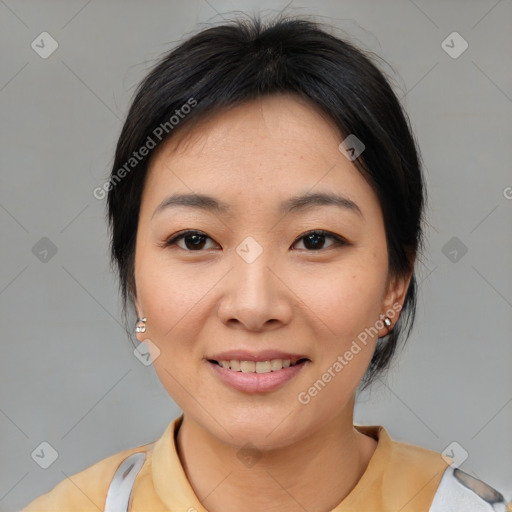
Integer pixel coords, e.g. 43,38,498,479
206,352,309,393
207,350,308,363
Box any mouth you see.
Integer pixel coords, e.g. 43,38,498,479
208,357,309,374
207,356,309,393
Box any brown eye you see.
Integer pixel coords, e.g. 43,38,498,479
164,231,218,251
292,230,346,251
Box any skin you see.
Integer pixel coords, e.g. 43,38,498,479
134,93,412,512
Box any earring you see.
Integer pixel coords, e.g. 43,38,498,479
135,317,147,333
383,317,392,327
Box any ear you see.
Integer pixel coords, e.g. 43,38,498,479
378,270,413,336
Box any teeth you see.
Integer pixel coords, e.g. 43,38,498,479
217,359,298,373
270,359,282,371
240,361,255,373
256,361,271,373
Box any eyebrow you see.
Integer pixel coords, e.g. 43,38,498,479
152,191,363,220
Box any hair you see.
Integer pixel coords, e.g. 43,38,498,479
106,14,427,389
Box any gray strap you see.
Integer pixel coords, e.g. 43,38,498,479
104,452,146,512
428,466,508,512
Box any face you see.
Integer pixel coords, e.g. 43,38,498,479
134,93,409,449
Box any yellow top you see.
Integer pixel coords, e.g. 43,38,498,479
22,415,449,512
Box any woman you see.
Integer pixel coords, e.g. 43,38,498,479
23,15,510,512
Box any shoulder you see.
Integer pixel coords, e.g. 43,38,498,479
358,425,449,482
354,426,510,511
21,442,155,512
384,433,511,510
350,426,448,510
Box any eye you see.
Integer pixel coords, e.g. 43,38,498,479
292,230,347,251
161,229,346,252
162,230,218,251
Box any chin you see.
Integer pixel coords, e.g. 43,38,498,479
196,405,312,451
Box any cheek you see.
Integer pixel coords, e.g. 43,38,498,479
288,260,385,400
294,262,384,343
135,258,214,407
135,256,210,349
132,237,211,407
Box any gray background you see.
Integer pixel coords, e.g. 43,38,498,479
1,0,511,510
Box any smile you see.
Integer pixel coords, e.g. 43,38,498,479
207,357,309,393
210,358,306,373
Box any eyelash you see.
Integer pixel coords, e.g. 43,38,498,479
160,229,347,252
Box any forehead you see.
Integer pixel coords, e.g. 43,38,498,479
141,94,381,222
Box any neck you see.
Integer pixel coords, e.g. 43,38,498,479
175,399,377,512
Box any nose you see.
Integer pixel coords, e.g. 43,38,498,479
216,242,294,332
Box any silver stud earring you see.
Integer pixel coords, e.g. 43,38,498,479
135,317,147,333
383,317,392,327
